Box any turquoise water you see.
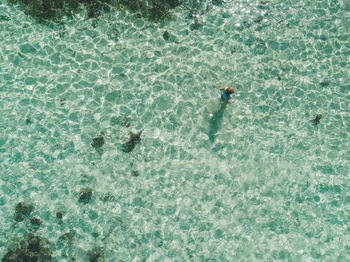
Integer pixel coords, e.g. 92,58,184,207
0,0,349,260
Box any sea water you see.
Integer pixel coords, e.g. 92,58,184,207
0,0,349,261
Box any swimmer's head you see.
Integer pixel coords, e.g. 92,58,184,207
226,87,235,95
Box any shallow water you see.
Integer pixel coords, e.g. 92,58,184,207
0,0,349,261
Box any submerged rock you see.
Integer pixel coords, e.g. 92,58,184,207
7,0,112,23
2,234,52,262
30,217,42,229
56,212,63,220
163,31,170,40
88,246,104,262
79,187,93,203
131,170,140,177
320,80,329,87
311,114,322,126
162,31,176,42
212,0,224,5
25,118,33,124
122,117,130,127
122,130,143,153
8,0,182,23
91,136,105,149
119,0,180,21
101,193,115,202
14,202,34,221
58,231,75,243
110,116,130,127
190,22,203,31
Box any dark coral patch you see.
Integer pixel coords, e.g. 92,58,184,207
122,130,143,153
56,212,63,220
91,136,105,149
311,114,322,126
14,202,34,221
7,0,112,23
30,217,42,229
8,0,182,23
79,187,93,203
88,246,104,262
2,234,52,262
131,170,140,177
320,80,329,87
119,0,180,21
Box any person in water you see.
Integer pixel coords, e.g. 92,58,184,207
213,85,236,103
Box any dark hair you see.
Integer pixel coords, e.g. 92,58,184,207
225,87,235,96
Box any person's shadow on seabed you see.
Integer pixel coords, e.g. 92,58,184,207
208,102,227,143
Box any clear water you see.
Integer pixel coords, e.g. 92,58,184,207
0,0,349,260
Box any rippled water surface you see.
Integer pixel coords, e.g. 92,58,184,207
0,0,349,260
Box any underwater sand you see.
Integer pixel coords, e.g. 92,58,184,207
0,0,349,260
